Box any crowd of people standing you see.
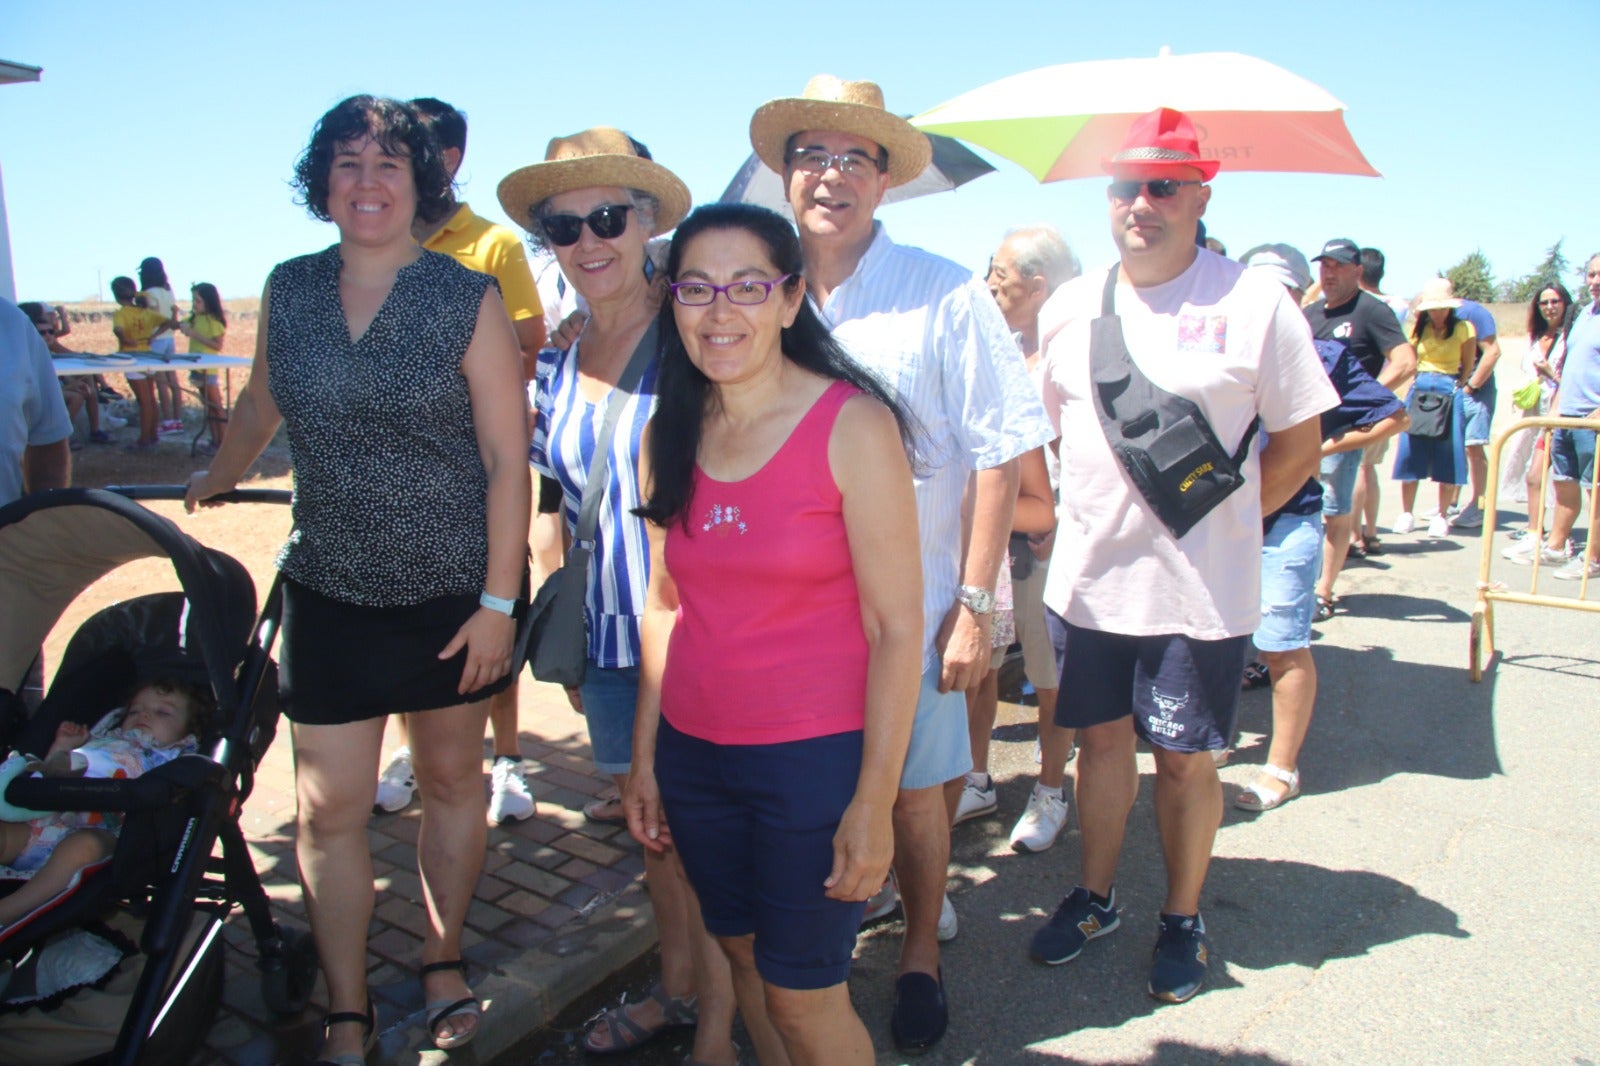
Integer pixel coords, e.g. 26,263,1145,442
5,73,1596,1066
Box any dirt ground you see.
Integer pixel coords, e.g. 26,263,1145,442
41,386,291,676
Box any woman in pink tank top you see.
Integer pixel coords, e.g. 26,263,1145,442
624,204,922,1064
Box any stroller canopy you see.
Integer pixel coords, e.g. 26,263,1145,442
0,490,257,705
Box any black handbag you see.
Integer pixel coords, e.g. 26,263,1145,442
523,323,658,687
1090,269,1258,540
1405,387,1453,440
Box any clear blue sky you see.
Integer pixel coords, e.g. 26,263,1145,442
3,0,1594,306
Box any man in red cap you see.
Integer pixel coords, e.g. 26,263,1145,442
1027,108,1336,1002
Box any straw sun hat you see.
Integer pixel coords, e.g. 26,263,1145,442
1413,277,1463,313
497,127,691,237
749,74,932,188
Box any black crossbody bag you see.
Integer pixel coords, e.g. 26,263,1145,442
1090,269,1258,540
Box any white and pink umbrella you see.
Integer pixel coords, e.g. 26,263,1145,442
912,48,1379,181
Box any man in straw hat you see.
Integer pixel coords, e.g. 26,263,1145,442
1028,108,1335,1003
750,74,1053,1052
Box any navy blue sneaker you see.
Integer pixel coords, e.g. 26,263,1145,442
1148,912,1209,1003
1028,886,1120,965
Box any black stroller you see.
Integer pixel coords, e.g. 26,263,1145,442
0,486,317,1064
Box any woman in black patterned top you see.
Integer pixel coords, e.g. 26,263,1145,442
185,96,530,1061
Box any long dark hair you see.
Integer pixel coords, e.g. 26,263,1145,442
138,256,170,292
636,202,919,531
1412,307,1460,345
190,282,226,326
1528,282,1573,343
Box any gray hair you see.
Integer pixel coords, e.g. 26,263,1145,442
525,187,660,254
1003,224,1080,293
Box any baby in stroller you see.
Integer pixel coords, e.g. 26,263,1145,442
0,679,211,928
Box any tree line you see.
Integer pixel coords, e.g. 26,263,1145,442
1441,241,1588,305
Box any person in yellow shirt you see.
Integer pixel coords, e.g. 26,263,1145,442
1391,278,1476,536
376,97,548,825
176,282,228,453
110,275,172,448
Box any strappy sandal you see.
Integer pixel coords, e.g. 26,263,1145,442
314,996,375,1066
1235,764,1301,812
1314,595,1336,622
580,980,698,1055
583,787,626,824
421,960,481,1051
1241,661,1271,690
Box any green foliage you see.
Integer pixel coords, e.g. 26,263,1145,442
1440,250,1496,303
1503,240,1571,304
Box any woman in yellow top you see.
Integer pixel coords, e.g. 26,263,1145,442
176,282,227,453
1392,278,1476,537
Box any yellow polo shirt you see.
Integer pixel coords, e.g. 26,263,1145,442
422,203,543,322
112,305,168,352
188,313,225,354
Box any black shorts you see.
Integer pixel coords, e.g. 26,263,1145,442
1047,610,1247,753
278,576,515,725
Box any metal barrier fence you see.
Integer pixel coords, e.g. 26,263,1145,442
1471,413,1600,681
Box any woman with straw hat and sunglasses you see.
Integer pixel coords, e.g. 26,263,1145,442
1392,277,1476,538
498,131,736,1065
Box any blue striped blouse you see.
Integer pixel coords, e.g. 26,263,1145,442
529,342,659,669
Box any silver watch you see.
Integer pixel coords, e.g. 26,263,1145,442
956,585,995,615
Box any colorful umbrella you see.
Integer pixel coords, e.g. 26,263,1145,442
912,49,1379,181
718,132,996,215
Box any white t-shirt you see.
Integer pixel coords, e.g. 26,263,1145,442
1037,252,1337,640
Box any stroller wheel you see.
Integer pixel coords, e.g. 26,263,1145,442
260,926,319,1016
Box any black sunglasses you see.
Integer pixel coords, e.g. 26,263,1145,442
540,204,633,246
1107,179,1203,202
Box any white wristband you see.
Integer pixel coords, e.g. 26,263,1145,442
479,591,517,617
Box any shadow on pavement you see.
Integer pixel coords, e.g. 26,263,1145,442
857,787,1465,1056
1270,640,1501,794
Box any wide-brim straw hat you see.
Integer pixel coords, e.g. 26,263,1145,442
497,127,691,237
749,74,932,188
1413,276,1463,313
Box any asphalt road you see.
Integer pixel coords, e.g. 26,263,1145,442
497,508,1600,1064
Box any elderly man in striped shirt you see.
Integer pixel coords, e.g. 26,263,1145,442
749,75,1053,1054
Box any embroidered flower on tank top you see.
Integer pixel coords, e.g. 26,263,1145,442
702,503,748,535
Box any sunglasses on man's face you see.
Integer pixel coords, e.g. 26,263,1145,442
1107,179,1203,202
540,204,633,247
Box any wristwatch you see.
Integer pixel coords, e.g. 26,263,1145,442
956,585,995,615
479,591,520,618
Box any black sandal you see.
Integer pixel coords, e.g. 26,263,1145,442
1241,661,1271,690
314,996,375,1066
422,960,481,1051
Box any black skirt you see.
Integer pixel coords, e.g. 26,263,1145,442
278,577,515,725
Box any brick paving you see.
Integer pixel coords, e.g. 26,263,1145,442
199,678,654,1065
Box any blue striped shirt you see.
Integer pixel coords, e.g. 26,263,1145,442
818,225,1054,665
529,342,658,668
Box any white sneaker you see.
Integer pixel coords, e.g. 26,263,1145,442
1427,514,1451,537
101,414,127,430
952,773,997,825
937,892,958,942
1009,785,1070,854
1503,539,1571,565
1552,556,1600,581
862,871,900,924
1393,512,1416,534
1452,502,1484,529
488,757,536,824
373,747,415,813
